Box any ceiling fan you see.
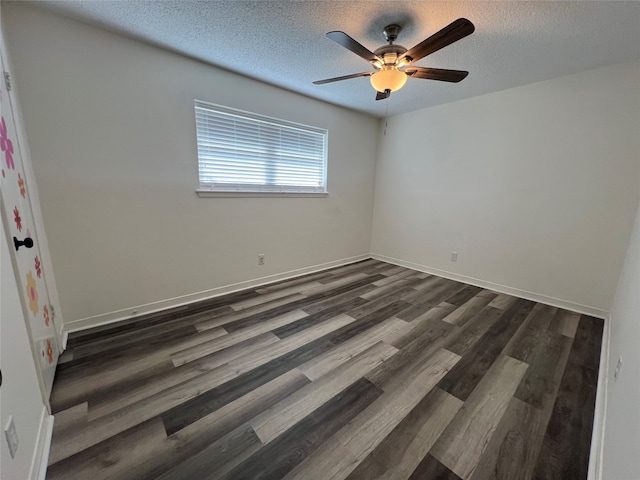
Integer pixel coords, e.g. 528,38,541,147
314,18,475,100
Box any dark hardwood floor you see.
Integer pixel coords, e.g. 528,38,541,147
46,259,604,480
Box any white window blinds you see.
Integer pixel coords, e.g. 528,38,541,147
195,101,328,193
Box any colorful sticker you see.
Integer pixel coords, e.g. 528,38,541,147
18,173,25,197
34,255,42,278
13,206,22,231
46,339,54,364
43,304,50,326
0,117,14,170
26,271,39,316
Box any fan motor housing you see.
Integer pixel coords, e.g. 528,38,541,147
373,44,408,66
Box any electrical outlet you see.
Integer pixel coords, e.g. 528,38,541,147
4,416,18,459
451,252,458,262
614,356,623,381
258,254,265,265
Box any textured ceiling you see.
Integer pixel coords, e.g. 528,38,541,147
22,0,640,118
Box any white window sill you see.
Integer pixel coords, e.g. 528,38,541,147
196,190,329,198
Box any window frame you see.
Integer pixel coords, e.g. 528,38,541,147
194,100,329,197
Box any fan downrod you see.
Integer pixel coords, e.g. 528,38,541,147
383,24,401,44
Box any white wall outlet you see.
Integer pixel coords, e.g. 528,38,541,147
451,252,458,262
4,416,18,459
258,254,265,265
614,356,623,381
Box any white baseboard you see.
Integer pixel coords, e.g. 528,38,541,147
588,312,611,480
29,407,54,480
370,253,609,319
64,254,370,333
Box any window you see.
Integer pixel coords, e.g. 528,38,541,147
194,101,328,196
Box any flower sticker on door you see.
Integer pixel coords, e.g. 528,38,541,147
39,339,55,366
18,173,26,197
26,271,39,316
0,117,14,170
43,304,50,326
13,206,22,231
46,339,54,364
34,255,42,278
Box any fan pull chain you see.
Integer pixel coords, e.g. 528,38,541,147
383,95,391,134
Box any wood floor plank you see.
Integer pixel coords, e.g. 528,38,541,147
383,302,457,350
360,275,423,300
487,293,518,311
365,314,462,391
88,348,266,421
285,348,460,480
254,270,333,294
445,305,503,357
224,378,383,480
430,355,529,479
436,298,535,401
370,268,420,287
47,418,169,480
300,283,375,316
326,299,410,345
396,280,466,321
50,325,230,413
444,285,485,307
50,402,88,443
230,285,317,311
168,369,310,450
228,313,358,374
345,387,463,480
250,341,398,444
468,396,547,480
408,454,463,480
442,290,497,326
273,297,368,339
49,363,238,464
170,309,308,365
194,293,307,332
550,309,581,338
157,423,263,480
108,369,311,480
170,331,279,368
298,316,407,381
161,338,335,436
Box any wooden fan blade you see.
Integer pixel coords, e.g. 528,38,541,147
326,31,380,63
313,72,373,85
405,67,469,83
399,18,474,65
375,89,391,101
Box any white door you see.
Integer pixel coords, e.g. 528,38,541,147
0,47,60,398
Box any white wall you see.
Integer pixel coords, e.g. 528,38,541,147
3,3,378,327
1,220,48,479
602,196,640,479
372,61,640,315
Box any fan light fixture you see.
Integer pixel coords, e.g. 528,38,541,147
370,67,407,93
